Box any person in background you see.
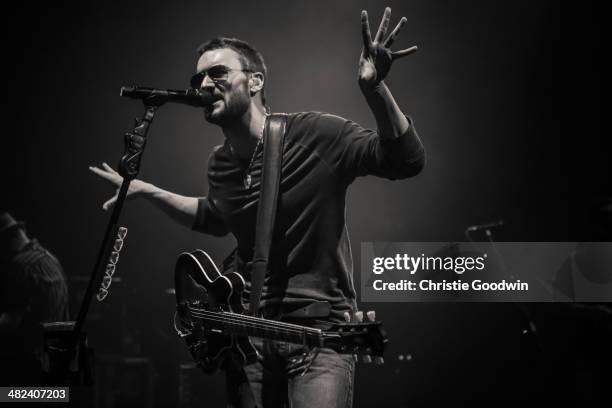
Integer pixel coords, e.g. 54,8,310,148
0,212,69,385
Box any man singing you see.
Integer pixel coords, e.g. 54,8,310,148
91,8,425,407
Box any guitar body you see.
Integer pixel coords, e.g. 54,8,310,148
174,249,257,373
174,249,388,374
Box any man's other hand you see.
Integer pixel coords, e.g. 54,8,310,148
359,7,418,88
89,162,150,211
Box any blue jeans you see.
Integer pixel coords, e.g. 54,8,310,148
226,337,354,408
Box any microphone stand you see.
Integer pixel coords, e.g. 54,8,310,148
45,98,166,385
74,102,158,336
465,227,543,353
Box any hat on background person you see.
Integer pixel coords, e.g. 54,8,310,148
0,212,24,235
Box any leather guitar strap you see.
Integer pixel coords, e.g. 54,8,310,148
249,114,286,316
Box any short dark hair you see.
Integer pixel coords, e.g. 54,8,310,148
197,37,268,106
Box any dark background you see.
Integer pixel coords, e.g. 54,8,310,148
2,0,608,406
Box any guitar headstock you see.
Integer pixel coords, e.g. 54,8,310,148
321,310,388,363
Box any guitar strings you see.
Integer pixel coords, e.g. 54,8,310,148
182,316,321,345
186,308,323,337
183,309,345,345
186,304,370,335
186,305,326,332
180,308,379,353
190,317,317,341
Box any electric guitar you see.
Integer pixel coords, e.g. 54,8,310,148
173,249,388,373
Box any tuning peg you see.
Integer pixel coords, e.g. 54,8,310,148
354,311,363,322
353,354,358,363
366,310,376,322
362,354,372,364
374,356,385,365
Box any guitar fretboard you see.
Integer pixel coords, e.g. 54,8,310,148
186,306,325,347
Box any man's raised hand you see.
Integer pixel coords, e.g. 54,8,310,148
359,7,418,88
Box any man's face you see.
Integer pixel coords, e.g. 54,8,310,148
194,48,251,125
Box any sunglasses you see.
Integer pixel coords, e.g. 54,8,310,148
190,65,252,88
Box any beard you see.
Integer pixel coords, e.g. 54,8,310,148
203,86,250,126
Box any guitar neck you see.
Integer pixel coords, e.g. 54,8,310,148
187,307,325,347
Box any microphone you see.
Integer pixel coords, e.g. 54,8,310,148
466,220,504,232
119,86,213,107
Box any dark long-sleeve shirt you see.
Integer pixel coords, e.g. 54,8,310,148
193,111,424,322
0,239,69,384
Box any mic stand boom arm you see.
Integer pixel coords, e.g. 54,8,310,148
41,91,181,385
